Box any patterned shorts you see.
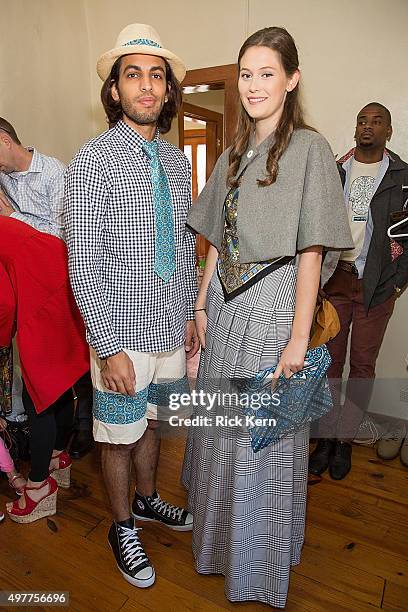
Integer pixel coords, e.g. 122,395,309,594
90,346,190,445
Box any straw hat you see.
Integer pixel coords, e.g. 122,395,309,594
96,23,186,82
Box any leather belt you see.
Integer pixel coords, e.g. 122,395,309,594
337,260,358,275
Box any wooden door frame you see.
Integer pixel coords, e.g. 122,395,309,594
178,102,223,181
179,65,237,262
179,104,224,260
183,128,206,201
181,64,238,147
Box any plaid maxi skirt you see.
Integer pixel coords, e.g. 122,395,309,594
182,263,309,608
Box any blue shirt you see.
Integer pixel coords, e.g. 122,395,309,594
0,148,65,239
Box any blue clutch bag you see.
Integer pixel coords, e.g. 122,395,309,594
238,345,333,452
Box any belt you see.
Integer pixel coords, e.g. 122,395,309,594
337,261,358,275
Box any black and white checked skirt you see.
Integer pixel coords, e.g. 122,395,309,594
182,263,309,608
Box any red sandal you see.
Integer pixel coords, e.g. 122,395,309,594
49,450,72,488
7,476,58,524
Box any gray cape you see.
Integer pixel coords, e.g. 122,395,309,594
187,128,353,263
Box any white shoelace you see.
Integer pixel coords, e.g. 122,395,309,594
385,427,406,442
118,526,149,571
150,494,184,521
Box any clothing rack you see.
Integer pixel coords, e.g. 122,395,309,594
388,185,408,239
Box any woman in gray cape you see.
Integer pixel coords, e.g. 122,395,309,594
182,27,352,607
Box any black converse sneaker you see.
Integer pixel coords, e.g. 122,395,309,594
108,520,155,588
132,491,193,531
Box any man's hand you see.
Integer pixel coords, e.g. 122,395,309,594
0,191,13,217
101,351,136,396
185,320,200,360
194,309,207,349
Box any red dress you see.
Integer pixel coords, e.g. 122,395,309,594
0,217,89,413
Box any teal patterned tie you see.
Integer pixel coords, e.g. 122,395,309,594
141,139,176,282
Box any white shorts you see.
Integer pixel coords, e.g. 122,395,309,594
90,346,190,445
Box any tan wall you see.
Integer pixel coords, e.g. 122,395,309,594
183,91,225,116
246,0,408,384
249,0,408,162
0,0,406,383
0,0,94,164
2,0,407,163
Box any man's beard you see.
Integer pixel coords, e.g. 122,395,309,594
358,140,374,149
121,97,163,126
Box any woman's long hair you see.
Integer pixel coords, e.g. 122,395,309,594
101,55,182,133
227,27,315,188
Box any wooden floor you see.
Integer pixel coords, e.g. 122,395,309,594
1,439,408,612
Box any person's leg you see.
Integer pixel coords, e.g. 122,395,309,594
53,389,75,451
347,290,396,460
0,437,26,493
345,290,396,433
7,384,57,515
73,371,93,430
0,436,15,473
130,348,193,530
101,442,134,522
131,419,193,530
0,345,13,416
132,421,161,497
91,347,155,587
102,440,156,588
309,268,353,475
330,283,395,479
322,269,355,433
22,385,73,480
46,388,75,488
70,371,94,459
23,382,55,482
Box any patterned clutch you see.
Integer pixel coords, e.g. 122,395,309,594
238,345,333,452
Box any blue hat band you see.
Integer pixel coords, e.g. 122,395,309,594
123,38,162,49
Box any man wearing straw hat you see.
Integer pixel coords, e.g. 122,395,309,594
64,24,198,588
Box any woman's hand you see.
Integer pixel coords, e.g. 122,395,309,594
195,309,207,349
0,417,7,431
272,336,309,381
271,246,322,384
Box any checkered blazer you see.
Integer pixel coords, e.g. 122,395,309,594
64,120,197,359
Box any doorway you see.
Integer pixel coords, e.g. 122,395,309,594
179,64,237,267
179,100,223,266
